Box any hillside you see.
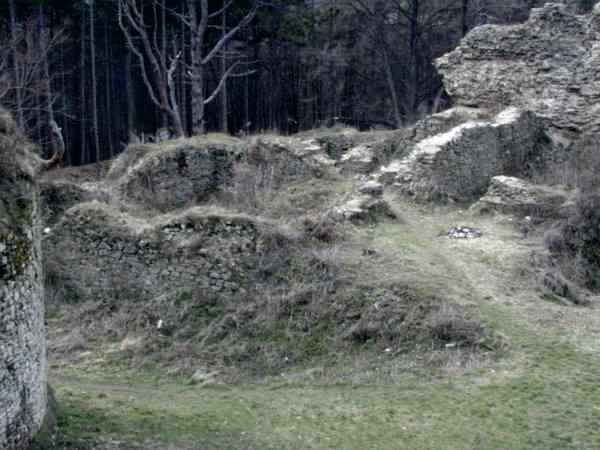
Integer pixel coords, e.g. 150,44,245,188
30,3,600,450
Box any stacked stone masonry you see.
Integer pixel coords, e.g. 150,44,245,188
113,142,239,211
45,204,262,304
436,3,600,134
375,108,547,202
0,113,48,450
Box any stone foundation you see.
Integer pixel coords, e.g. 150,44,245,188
44,202,285,305
110,140,241,212
375,108,547,202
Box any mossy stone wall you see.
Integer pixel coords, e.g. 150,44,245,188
0,115,48,450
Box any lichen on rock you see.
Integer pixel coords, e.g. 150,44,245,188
44,201,292,305
436,3,600,134
0,109,49,450
471,175,571,218
375,108,548,202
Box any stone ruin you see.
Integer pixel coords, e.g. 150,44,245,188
359,3,600,213
0,111,49,449
44,203,283,305
43,3,600,311
41,136,306,308
1,2,599,446
374,108,548,203
437,2,600,135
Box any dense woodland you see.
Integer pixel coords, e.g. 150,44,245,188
0,0,594,165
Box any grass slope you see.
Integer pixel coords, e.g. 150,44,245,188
48,197,600,450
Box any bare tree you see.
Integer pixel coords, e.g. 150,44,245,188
0,15,65,141
8,0,24,129
350,0,462,124
39,119,66,171
104,18,114,158
220,0,229,133
88,0,101,165
118,0,185,138
185,0,260,134
80,3,88,163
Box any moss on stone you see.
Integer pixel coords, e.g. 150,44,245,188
0,232,32,279
16,201,34,227
13,237,31,275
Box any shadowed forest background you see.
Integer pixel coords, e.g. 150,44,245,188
0,0,594,166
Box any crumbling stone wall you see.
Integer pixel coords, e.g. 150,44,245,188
375,108,547,202
111,141,240,211
0,113,47,449
436,3,600,134
40,180,111,226
45,203,267,304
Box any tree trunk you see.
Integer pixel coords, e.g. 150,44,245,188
244,55,250,132
461,0,470,36
60,41,71,165
167,63,185,138
125,49,135,140
8,0,24,130
407,0,420,123
80,4,87,164
89,1,101,165
188,0,206,134
39,5,56,159
220,2,228,133
180,7,188,134
104,19,114,158
161,0,168,129
383,50,403,128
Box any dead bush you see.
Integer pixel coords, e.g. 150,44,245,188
547,193,600,292
426,303,485,347
571,134,600,193
49,327,88,356
300,213,344,243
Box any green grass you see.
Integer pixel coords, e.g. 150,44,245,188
51,328,600,450
48,200,600,449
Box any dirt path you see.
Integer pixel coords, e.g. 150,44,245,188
390,199,600,354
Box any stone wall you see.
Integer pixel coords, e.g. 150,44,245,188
40,180,111,226
0,113,47,449
471,175,571,218
381,107,491,159
436,3,600,134
375,108,547,202
44,203,277,305
110,140,241,212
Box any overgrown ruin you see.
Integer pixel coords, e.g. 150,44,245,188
4,2,600,448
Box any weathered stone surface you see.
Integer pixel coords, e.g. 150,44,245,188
339,144,377,173
436,3,600,134
0,112,48,450
109,139,242,211
40,180,111,226
332,195,397,224
375,108,547,202
44,202,288,304
443,226,483,239
250,137,335,182
372,107,491,164
471,176,571,217
358,181,384,197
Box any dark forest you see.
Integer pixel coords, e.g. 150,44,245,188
0,0,593,165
